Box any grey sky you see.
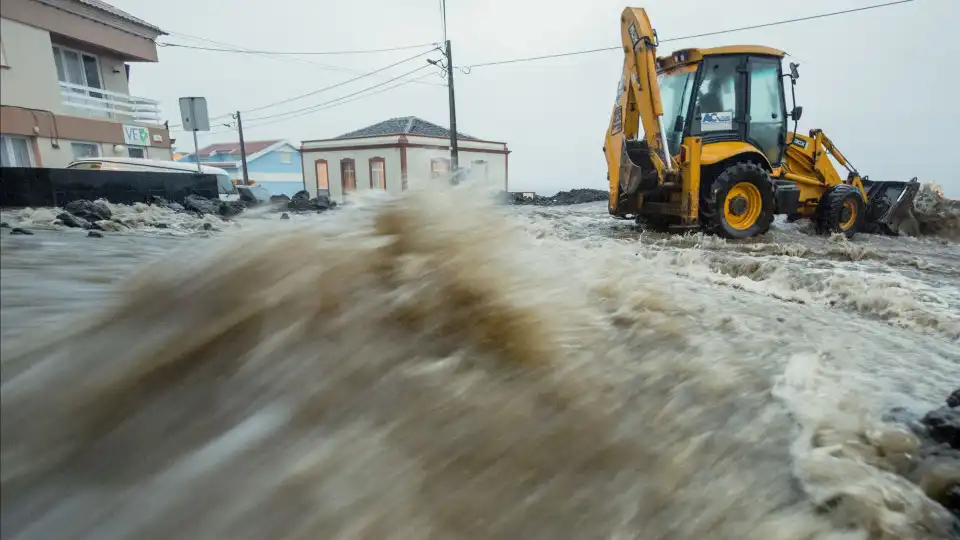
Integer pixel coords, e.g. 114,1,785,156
111,0,959,195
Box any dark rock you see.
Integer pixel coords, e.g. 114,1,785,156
147,196,185,213
509,188,609,206
922,407,960,449
183,194,220,215
0,221,9,228
56,211,90,229
87,230,103,238
942,484,960,518
155,223,169,229
288,190,313,211
86,221,105,231
202,223,213,231
314,194,331,210
10,227,33,235
219,200,247,217
64,199,112,221
948,389,960,408
270,194,291,203
281,213,290,220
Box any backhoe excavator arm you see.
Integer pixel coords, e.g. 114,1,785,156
605,7,673,211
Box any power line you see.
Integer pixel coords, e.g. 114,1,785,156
168,47,439,128
239,48,438,114
162,31,446,87
237,72,442,133
244,64,437,124
462,0,916,69
439,0,448,42
157,41,439,55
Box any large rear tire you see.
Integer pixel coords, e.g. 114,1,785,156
817,185,863,239
702,162,775,239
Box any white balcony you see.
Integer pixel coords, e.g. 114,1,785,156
59,82,162,125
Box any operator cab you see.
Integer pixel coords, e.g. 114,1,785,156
655,45,793,168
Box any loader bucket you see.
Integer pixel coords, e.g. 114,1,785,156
862,177,921,235
619,139,660,196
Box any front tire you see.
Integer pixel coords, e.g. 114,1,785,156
702,162,775,239
817,185,863,239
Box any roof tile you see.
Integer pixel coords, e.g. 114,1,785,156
191,139,285,159
334,116,478,141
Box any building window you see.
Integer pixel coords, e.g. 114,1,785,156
70,142,101,160
369,157,386,189
315,159,329,191
340,158,356,192
53,45,105,115
128,146,146,158
0,136,34,167
279,151,293,164
430,157,450,179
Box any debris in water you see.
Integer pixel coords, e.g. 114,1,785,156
87,230,103,238
509,188,609,206
9,227,32,235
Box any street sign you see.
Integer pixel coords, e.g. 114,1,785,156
178,97,210,132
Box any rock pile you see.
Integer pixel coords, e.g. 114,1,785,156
286,190,337,213
509,188,609,206
911,183,960,240
884,388,960,524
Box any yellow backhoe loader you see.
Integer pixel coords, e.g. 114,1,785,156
604,7,919,239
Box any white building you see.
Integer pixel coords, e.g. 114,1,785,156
300,116,509,201
0,0,172,168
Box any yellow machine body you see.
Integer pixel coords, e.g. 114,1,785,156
604,7,918,238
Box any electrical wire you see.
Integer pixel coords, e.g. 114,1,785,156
238,48,438,115
168,48,439,129
157,41,439,55
461,0,916,69
243,63,436,124
162,31,446,87
440,0,448,42
235,71,442,133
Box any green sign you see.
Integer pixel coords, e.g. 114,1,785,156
122,124,151,147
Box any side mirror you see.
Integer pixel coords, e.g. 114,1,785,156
789,62,800,80
790,106,803,121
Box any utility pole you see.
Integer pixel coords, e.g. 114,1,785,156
444,39,459,175
232,110,250,185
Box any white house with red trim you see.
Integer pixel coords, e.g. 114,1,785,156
300,116,509,201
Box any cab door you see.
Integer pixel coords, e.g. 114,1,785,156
745,56,788,166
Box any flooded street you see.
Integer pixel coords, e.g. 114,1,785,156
1,189,958,539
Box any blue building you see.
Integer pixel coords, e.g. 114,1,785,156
178,139,304,196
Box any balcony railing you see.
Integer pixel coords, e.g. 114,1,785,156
59,81,162,125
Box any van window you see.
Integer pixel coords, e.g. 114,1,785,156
217,174,238,195
67,162,102,170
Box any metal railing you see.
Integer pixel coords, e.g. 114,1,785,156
59,81,162,124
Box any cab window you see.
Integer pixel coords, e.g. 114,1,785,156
692,56,741,135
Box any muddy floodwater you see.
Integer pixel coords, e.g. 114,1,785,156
1,189,958,540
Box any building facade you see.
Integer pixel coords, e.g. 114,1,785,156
0,0,171,168
178,139,304,196
300,116,509,201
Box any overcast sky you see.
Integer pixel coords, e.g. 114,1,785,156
111,0,959,195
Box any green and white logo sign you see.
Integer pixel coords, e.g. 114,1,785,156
122,124,151,147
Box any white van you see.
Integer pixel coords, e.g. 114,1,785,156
65,157,239,201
